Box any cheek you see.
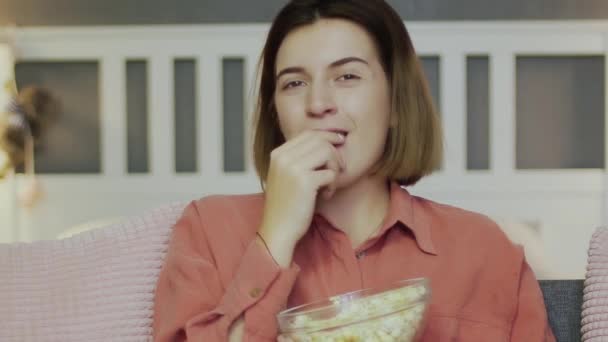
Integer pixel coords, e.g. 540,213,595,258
275,96,304,140
339,86,391,133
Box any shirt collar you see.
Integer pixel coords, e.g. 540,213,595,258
381,182,438,255
312,182,438,256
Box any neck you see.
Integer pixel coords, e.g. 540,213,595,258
315,175,391,247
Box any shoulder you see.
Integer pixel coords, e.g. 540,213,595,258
164,193,266,287
412,197,532,325
170,192,265,262
413,195,523,263
192,192,265,217
190,192,265,233
172,193,265,246
416,197,504,239
414,196,527,304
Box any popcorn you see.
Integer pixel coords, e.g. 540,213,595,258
278,282,429,342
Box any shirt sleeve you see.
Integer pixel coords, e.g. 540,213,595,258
510,260,556,342
152,201,300,341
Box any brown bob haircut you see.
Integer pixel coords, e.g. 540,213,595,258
252,0,443,187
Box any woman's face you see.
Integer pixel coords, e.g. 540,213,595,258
274,18,392,187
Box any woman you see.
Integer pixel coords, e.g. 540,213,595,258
153,0,555,340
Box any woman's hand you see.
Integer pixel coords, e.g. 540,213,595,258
257,130,345,267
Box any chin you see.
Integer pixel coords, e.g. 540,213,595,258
334,157,385,190
334,168,370,190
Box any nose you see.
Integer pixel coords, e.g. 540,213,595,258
306,82,336,117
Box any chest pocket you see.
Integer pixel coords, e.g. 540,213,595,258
420,315,510,342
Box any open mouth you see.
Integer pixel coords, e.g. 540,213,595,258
313,128,349,147
328,129,348,147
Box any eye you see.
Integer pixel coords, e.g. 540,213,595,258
283,80,305,90
337,74,360,81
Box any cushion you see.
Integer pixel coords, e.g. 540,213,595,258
582,226,608,341
57,216,125,239
0,202,187,341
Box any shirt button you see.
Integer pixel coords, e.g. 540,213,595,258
356,251,366,259
249,287,262,298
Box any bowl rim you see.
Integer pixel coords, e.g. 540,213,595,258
277,277,430,333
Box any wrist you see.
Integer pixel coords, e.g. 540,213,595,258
257,229,296,268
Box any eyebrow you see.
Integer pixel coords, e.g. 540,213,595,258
275,56,369,80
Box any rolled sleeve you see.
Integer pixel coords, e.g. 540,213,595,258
187,239,300,330
153,202,300,342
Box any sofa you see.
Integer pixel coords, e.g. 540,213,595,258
0,202,592,341
540,280,583,341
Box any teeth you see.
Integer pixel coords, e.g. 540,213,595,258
337,132,346,140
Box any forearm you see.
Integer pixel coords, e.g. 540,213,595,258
255,233,296,269
228,317,245,342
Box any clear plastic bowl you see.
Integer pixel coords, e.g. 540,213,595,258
277,278,430,342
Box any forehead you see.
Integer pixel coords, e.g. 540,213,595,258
275,18,380,72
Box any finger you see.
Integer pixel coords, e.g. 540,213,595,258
324,140,345,172
309,150,340,200
334,147,345,172
311,169,338,192
283,130,345,154
312,133,346,171
269,131,322,167
325,157,340,175
296,143,341,172
273,131,346,173
322,157,340,198
322,184,335,200
294,134,345,171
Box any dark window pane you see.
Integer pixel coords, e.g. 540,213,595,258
223,58,245,172
15,61,100,173
126,60,149,173
467,56,490,170
516,56,604,169
174,59,197,173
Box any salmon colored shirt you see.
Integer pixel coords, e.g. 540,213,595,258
153,183,555,341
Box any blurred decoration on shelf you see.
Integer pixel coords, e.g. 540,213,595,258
0,30,60,209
